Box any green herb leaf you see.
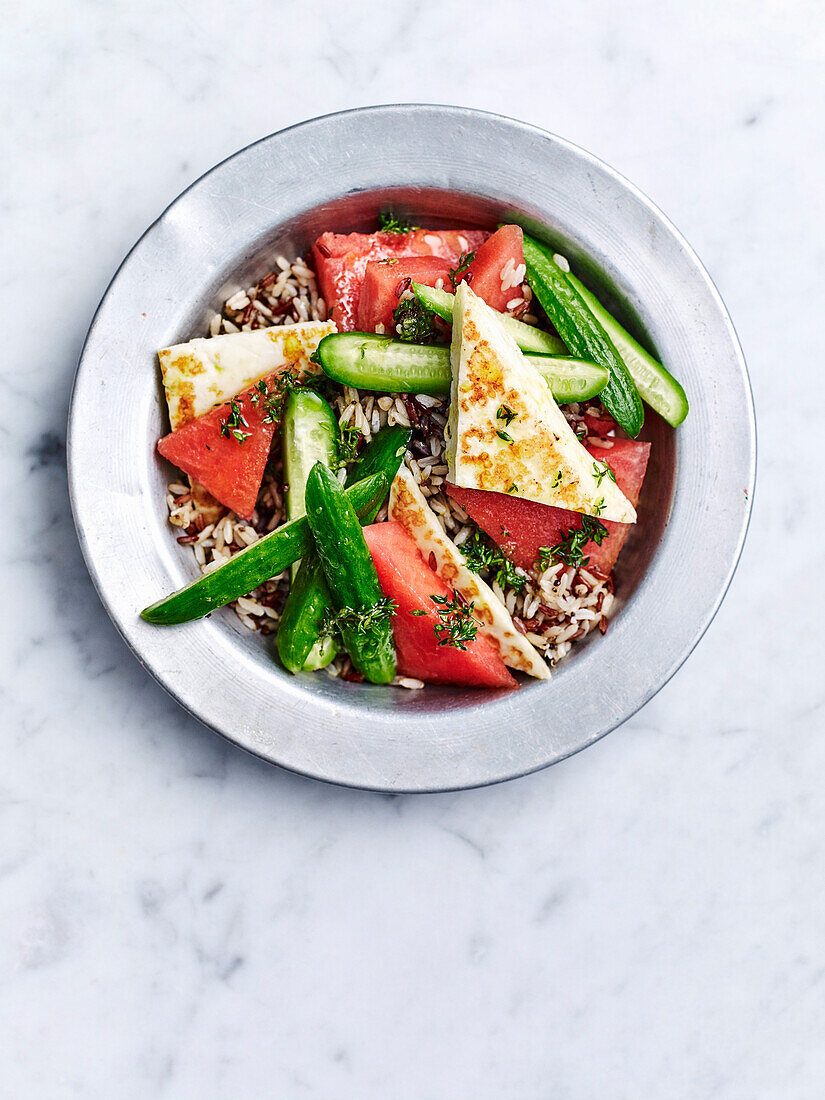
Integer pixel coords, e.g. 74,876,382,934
430,593,478,650
337,423,363,468
536,515,609,571
378,212,415,234
551,470,563,488
323,597,397,639
410,609,427,616
497,405,517,427
496,430,514,444
219,397,251,443
392,297,441,344
462,530,527,592
449,250,476,287
592,460,616,487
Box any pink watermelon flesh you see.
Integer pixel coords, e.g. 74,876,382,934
363,521,517,689
157,376,277,520
357,256,453,333
445,437,651,576
313,228,488,331
457,224,525,311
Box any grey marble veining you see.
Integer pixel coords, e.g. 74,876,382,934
2,0,824,1096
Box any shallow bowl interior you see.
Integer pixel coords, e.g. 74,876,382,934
155,185,675,714
69,106,754,790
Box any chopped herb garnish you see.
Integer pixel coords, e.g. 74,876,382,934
497,405,517,427
496,430,514,444
536,515,609,571
430,593,478,650
378,212,414,234
462,529,527,592
245,368,313,429
506,484,518,495
392,296,440,344
552,470,563,488
323,597,397,639
410,609,427,616
219,398,251,444
337,423,363,468
593,496,605,517
449,250,476,287
592,461,616,487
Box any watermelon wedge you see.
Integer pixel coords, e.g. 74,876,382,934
457,224,525,311
157,376,277,520
446,437,651,577
363,522,516,689
313,228,488,331
357,256,453,333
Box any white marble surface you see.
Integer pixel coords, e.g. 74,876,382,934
2,0,823,1095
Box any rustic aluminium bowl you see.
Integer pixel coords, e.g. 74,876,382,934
68,105,755,792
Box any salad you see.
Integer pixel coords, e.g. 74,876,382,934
142,218,688,689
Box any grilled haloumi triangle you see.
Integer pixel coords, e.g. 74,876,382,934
389,465,551,680
445,283,636,523
158,320,336,430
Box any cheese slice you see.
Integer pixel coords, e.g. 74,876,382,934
158,320,336,430
446,283,635,523
389,465,551,680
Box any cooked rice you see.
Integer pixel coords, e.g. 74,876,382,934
165,252,616,681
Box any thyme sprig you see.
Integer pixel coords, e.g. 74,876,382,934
592,460,616,487
536,515,609,572
392,297,441,344
337,423,363,468
462,530,527,593
430,593,478,650
219,398,251,444
378,212,415,234
449,250,476,287
323,598,397,639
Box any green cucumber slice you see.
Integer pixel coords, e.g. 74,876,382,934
140,472,387,625
281,389,339,668
522,235,645,438
566,273,689,426
283,390,338,529
316,333,608,404
411,282,566,355
304,463,396,685
275,425,411,674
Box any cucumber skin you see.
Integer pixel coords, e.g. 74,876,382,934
277,554,335,673
318,333,608,403
411,283,567,355
566,273,689,426
140,472,387,625
274,426,410,674
318,333,449,398
283,390,338,527
304,464,396,685
281,390,339,669
345,424,411,506
522,235,645,438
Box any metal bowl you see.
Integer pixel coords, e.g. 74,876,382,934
68,105,755,792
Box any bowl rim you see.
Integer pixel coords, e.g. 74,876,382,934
67,104,756,792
